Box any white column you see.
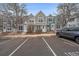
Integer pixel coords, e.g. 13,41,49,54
23,21,28,32
13,28,16,32
44,26,47,32
34,26,36,32
42,25,47,32
3,29,6,32
23,24,27,32
3,26,6,32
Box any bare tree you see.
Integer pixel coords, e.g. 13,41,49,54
0,3,27,32
57,3,79,27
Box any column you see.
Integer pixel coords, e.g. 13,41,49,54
44,26,47,32
23,24,27,32
3,25,6,32
42,25,47,32
34,26,36,32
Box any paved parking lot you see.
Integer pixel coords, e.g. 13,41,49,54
0,36,79,56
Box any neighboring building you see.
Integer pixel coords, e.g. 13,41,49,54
65,14,79,28
1,11,56,32
47,14,56,31
0,14,3,32
55,15,64,29
3,16,15,32
66,17,79,28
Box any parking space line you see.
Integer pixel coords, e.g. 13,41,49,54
64,52,70,56
64,52,79,56
9,38,29,56
42,37,57,56
64,42,75,47
60,38,79,47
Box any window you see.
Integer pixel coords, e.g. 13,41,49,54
29,19,34,22
62,28,69,31
19,26,23,30
38,17,43,22
62,27,79,31
68,27,79,31
7,27,11,31
39,19,43,22
49,18,52,21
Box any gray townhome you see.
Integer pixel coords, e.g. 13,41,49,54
0,11,56,32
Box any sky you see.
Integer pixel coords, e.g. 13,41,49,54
26,3,59,16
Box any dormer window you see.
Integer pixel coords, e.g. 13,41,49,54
38,17,43,22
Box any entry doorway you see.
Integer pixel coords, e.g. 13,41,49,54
28,25,34,33
36,25,42,32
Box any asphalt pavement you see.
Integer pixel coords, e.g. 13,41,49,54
0,36,79,56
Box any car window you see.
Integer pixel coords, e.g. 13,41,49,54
62,28,69,31
62,27,79,31
70,28,79,31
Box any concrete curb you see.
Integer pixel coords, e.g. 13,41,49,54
2,34,56,38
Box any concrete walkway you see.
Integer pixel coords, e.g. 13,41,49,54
2,33,56,38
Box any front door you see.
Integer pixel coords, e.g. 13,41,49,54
36,26,42,32
28,25,34,33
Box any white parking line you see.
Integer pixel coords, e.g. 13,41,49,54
65,52,79,56
60,38,79,47
64,42,75,47
9,38,29,56
64,52,71,56
42,37,57,56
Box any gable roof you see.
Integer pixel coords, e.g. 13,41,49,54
48,14,52,17
29,13,34,17
35,11,45,17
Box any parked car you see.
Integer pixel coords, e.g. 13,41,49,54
56,27,79,44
